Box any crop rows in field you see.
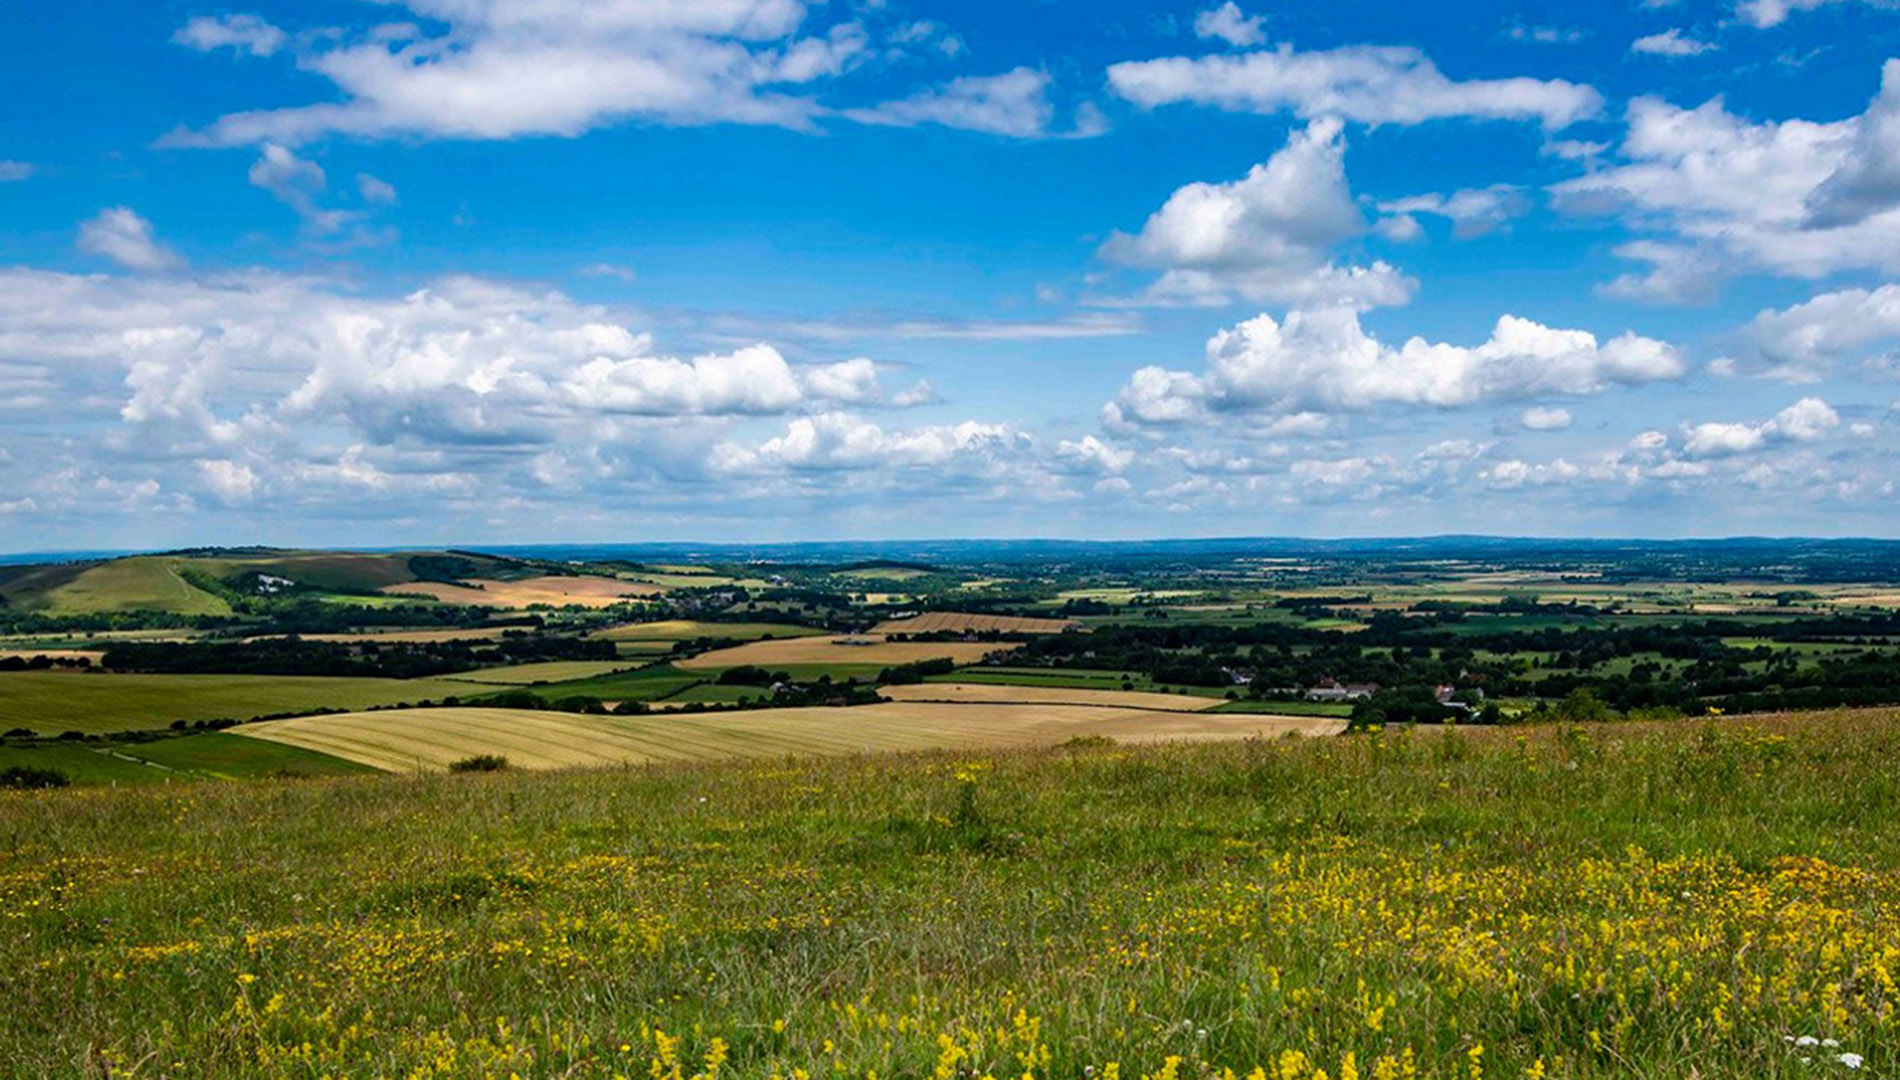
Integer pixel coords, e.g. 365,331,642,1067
872,612,1082,635
676,635,1002,671
234,703,1345,772
381,576,661,608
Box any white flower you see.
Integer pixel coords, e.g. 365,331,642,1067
1824,1040,1841,1049
1797,1037,1821,1048
1838,1054,1863,1070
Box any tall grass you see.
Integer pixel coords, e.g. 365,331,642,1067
1,710,1895,1078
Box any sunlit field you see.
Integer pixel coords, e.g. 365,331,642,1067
2,709,1894,1079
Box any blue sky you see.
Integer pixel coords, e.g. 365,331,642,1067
4,0,1900,550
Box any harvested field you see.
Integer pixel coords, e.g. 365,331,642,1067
594,620,824,643
0,649,107,664
873,612,1081,635
233,702,1343,772
380,576,662,608
878,682,1225,712
445,661,641,686
676,634,1003,671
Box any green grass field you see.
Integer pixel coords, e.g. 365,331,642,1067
932,666,1234,699
0,732,369,784
0,710,1893,1077
0,671,480,734
1213,699,1356,716
22,557,233,616
447,660,643,686
519,663,710,702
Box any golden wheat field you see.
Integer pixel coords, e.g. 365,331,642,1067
878,682,1226,712
873,611,1082,634
232,703,1343,771
0,648,106,663
675,634,1004,671
379,576,662,607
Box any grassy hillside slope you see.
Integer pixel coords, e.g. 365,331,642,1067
0,710,1894,1077
1,557,231,615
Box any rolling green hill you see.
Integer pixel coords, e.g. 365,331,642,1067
0,549,540,615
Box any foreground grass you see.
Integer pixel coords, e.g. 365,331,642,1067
1,711,1896,1078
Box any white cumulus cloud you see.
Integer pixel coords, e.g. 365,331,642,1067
1684,397,1840,456
1556,60,1900,297
1107,43,1602,129
1100,120,1411,308
1105,307,1684,426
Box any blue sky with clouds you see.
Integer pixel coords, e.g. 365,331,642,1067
4,0,1900,550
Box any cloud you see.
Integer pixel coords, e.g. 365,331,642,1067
1684,397,1840,456
578,262,638,282
249,144,356,234
1736,0,1895,28
172,14,286,57
1631,29,1717,56
1555,61,1900,294
0,161,33,182
1100,119,1413,308
711,412,1028,474
1805,60,1900,227
0,268,927,491
1105,307,1684,426
710,311,1143,344
1377,185,1531,239
357,174,398,205
1740,284,1900,377
77,208,181,272
167,1,867,145
1194,3,1267,48
1594,241,1724,306
1107,43,1602,130
797,357,882,403
844,68,1058,138
1056,435,1136,474
1504,23,1588,45
198,459,261,503
1521,406,1575,430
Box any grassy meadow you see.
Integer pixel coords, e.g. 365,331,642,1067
1,710,1894,1078
0,732,374,785
0,671,481,734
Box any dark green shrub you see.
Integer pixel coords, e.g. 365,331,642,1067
1,766,70,790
